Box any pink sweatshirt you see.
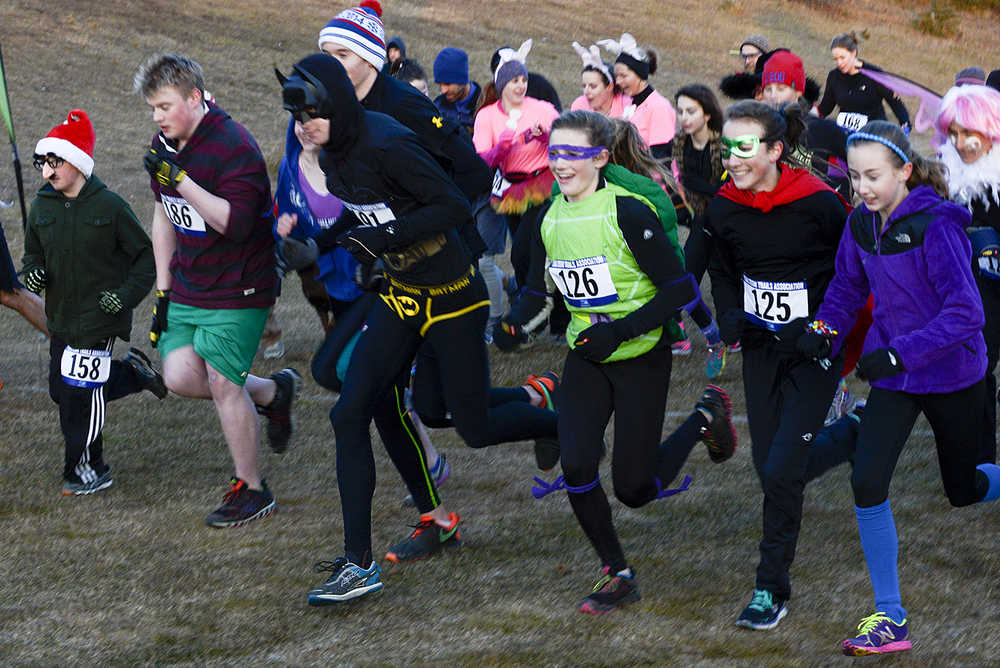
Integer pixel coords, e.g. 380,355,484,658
473,97,559,175
625,87,676,148
570,93,633,119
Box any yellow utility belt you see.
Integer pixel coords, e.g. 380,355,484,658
381,265,489,336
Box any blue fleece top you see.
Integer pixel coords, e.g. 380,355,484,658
817,185,986,394
274,117,362,303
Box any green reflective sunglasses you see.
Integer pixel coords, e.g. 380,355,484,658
720,134,762,159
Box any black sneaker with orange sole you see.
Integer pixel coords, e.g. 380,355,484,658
579,566,641,614
695,385,737,463
385,512,461,563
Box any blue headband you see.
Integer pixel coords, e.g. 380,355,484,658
847,131,909,164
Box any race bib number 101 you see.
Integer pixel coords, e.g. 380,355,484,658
549,256,619,308
743,275,808,331
60,346,112,389
161,194,207,237
342,201,397,227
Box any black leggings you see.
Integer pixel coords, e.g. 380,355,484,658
331,270,557,565
852,378,990,509
558,345,707,573
742,343,852,600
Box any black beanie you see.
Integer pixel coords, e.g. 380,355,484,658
286,54,363,157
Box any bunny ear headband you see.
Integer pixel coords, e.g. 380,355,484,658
572,41,613,84
597,32,649,80
495,39,533,75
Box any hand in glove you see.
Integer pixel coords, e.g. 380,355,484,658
718,308,745,346
144,148,186,187
573,321,628,362
98,290,124,315
795,330,832,360
856,347,905,382
354,259,386,291
276,236,319,274
149,289,170,348
337,225,392,264
22,266,47,293
493,320,526,351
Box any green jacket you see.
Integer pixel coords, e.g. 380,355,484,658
23,175,154,345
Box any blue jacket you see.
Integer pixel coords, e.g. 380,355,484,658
274,117,362,303
817,185,986,394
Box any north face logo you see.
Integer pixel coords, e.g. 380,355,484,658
894,233,911,243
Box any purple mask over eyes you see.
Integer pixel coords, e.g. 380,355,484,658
547,144,607,160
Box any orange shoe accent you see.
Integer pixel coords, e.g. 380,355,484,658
524,373,558,410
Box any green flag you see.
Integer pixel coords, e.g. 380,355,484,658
0,44,13,144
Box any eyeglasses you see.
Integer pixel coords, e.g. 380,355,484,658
33,155,65,171
720,134,762,159
740,51,761,62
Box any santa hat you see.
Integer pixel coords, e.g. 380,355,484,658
35,109,95,178
318,6,386,71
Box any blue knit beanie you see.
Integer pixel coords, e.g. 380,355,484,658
434,47,469,85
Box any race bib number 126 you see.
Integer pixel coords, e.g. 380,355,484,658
549,256,619,308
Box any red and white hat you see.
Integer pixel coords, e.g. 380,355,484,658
35,109,95,178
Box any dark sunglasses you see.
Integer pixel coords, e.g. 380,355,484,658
33,154,65,171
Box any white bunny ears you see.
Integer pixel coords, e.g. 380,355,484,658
572,42,613,84
494,39,533,81
596,32,643,61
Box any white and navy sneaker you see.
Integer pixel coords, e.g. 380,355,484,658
307,558,383,605
61,469,114,496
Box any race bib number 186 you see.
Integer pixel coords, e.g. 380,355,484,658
161,194,207,237
743,275,808,331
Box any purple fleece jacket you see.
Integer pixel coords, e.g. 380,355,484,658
817,185,986,394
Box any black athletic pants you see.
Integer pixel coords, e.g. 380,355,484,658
331,269,557,566
48,336,142,483
559,345,707,574
742,343,851,601
977,275,1000,465
852,378,990,509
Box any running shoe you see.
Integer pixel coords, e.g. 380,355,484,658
257,368,302,454
841,612,911,656
124,347,168,399
705,342,727,379
385,512,461,563
524,371,559,411
579,566,641,614
262,339,285,359
824,378,855,426
402,453,451,506
61,469,114,496
671,337,692,355
695,385,737,463
307,558,383,605
204,477,275,528
736,589,788,630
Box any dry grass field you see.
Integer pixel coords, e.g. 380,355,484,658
1,0,999,665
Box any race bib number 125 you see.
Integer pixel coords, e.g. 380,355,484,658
743,275,808,331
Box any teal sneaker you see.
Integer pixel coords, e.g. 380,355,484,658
736,589,788,630
706,342,727,379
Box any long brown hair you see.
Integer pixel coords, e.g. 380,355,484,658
848,120,949,198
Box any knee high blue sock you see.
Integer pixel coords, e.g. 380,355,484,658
977,463,1000,502
855,500,906,624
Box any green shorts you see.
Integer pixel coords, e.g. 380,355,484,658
159,302,269,386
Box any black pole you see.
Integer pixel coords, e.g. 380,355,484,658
0,44,28,229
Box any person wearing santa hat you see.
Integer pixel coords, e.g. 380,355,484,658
21,109,163,495
134,53,301,528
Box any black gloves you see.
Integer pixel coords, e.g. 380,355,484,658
144,148,186,187
354,259,386,291
856,347,905,382
276,236,319,274
338,225,392,264
149,289,170,348
573,321,628,362
98,290,124,315
22,266,47,293
719,308,745,346
493,320,526,351
795,330,832,359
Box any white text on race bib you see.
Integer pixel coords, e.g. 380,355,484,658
61,346,112,389
743,275,808,331
491,169,512,198
342,200,396,227
549,256,619,308
161,194,207,237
